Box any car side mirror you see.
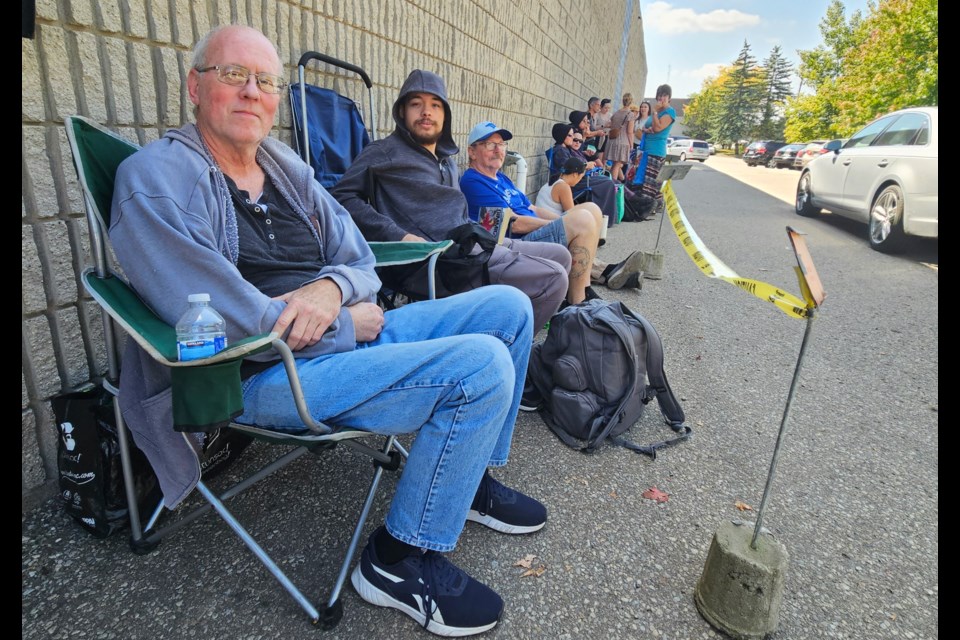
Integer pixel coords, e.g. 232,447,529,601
824,140,843,153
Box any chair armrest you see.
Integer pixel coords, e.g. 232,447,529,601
82,268,275,365
367,240,452,267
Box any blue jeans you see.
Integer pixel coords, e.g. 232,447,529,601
237,286,534,552
520,216,568,246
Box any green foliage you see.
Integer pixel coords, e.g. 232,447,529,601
757,46,793,140
681,42,795,149
716,41,764,151
681,0,937,148
682,68,730,141
786,0,937,139
834,0,938,132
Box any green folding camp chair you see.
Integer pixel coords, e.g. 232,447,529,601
64,115,414,629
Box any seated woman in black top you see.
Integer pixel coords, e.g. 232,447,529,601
549,123,617,223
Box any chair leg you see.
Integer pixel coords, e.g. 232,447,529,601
195,480,323,623
321,435,398,629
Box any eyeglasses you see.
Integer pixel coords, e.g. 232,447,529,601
196,64,287,95
572,138,583,144
475,141,508,151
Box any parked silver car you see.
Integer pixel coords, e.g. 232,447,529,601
795,107,938,252
666,139,710,162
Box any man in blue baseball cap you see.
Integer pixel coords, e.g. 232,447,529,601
461,121,644,304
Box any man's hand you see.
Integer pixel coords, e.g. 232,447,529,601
510,215,549,235
346,302,385,343
272,279,343,351
401,233,427,242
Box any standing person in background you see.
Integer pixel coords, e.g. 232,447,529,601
605,93,637,182
584,97,606,166
638,85,676,215
627,101,652,187
594,98,613,165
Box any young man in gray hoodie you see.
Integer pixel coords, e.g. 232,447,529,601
109,26,545,637
331,70,570,330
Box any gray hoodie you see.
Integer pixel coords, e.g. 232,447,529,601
109,123,380,507
331,69,469,242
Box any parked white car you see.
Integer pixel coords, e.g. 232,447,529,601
666,139,710,162
796,106,938,252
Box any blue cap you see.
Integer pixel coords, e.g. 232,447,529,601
467,121,513,146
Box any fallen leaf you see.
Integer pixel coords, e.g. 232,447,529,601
734,500,753,512
520,565,546,578
695,355,702,361
514,554,536,569
609,490,618,498
641,487,669,503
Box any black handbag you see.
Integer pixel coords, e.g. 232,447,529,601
378,222,498,299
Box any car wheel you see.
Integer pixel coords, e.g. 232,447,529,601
868,185,906,253
767,158,777,169
795,172,818,218
680,152,687,162
699,158,706,163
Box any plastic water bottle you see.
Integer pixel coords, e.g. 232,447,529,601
176,293,227,361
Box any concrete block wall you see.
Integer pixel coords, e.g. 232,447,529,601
21,0,647,509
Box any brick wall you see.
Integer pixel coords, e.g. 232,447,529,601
21,0,647,508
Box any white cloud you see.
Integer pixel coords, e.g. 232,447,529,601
644,2,761,35
683,62,727,86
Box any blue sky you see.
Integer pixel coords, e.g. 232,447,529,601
639,0,872,98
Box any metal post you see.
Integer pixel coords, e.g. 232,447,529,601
751,311,816,549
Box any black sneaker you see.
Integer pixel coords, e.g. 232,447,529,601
623,272,644,289
520,377,542,412
351,528,504,637
467,471,547,534
606,250,644,290
584,286,603,300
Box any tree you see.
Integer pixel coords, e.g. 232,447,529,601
786,0,865,139
716,41,763,154
756,46,793,140
835,0,938,132
786,0,937,139
798,0,864,90
682,68,731,142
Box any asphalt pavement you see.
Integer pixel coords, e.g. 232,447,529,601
22,158,938,640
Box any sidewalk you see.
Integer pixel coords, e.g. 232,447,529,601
22,169,938,639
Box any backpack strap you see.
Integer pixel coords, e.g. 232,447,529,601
605,303,693,459
581,304,643,451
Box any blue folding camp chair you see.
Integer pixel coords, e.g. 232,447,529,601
289,53,449,304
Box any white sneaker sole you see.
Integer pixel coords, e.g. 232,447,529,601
351,564,498,637
466,509,546,534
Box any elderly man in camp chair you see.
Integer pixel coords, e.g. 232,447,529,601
110,25,544,637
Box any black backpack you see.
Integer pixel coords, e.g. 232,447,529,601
528,300,691,458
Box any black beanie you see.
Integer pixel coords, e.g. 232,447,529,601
552,122,573,144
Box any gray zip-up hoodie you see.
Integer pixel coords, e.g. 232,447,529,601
331,69,469,242
109,123,380,507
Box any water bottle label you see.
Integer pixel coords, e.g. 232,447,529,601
177,336,226,361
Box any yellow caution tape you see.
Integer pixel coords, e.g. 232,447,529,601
662,181,810,319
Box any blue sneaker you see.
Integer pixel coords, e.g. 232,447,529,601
351,528,503,637
467,471,547,534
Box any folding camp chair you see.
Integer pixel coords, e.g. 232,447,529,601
65,115,406,629
290,52,449,304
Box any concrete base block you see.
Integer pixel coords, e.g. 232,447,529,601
639,250,663,280
694,520,789,640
